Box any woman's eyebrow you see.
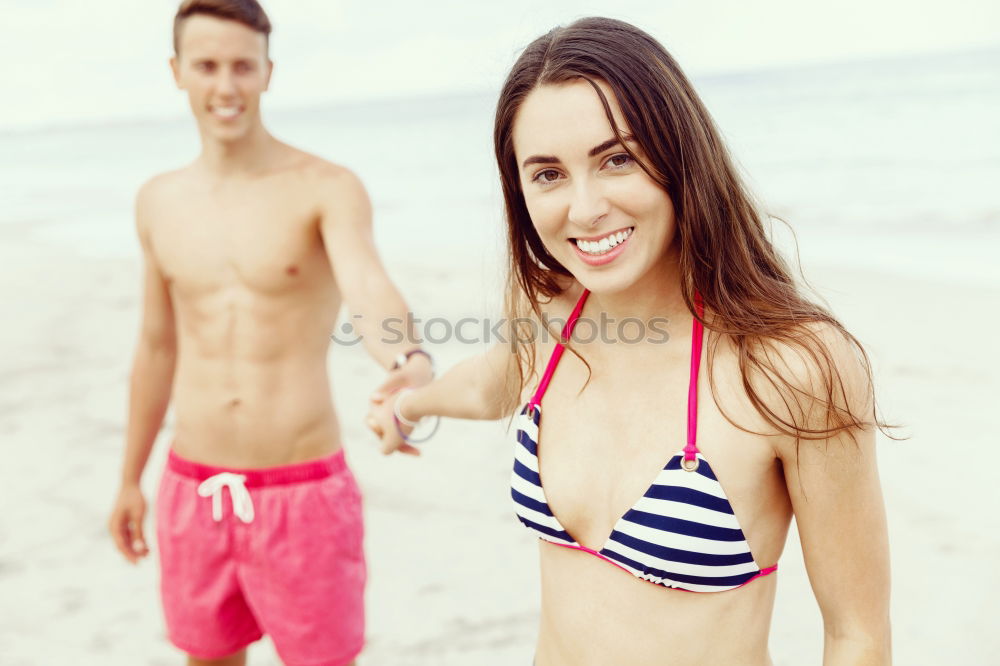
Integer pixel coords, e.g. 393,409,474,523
522,154,559,167
522,134,637,167
588,134,635,157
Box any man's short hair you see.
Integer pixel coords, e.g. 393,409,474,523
173,0,272,54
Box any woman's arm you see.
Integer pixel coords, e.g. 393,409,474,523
369,341,522,454
786,432,891,664
770,324,892,664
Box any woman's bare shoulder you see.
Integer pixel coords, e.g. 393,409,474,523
708,320,874,453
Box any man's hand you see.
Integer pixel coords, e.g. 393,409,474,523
109,484,149,564
371,352,433,403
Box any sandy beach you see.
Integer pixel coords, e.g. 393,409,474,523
3,43,999,665
1,221,998,664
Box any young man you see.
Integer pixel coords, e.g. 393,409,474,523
107,2,430,664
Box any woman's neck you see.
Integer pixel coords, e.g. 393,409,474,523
585,246,690,326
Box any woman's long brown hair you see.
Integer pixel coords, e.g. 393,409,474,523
494,17,895,447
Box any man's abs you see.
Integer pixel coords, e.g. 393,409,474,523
171,347,342,468
165,275,344,467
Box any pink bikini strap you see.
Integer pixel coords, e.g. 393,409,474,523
683,292,705,463
529,289,591,409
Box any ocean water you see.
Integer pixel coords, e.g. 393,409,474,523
3,47,998,284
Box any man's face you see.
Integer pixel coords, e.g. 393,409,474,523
170,15,272,143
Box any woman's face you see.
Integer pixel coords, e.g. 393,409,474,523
512,79,677,295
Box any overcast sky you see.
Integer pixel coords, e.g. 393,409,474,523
3,0,998,130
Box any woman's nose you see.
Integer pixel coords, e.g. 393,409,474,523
567,179,610,228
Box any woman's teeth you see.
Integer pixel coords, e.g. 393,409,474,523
574,227,633,255
212,106,241,119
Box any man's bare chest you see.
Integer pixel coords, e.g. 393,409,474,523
150,188,328,296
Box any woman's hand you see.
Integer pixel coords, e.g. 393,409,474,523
367,389,422,457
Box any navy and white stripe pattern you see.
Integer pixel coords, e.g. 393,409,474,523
511,406,765,593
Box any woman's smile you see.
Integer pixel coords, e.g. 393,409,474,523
570,226,634,266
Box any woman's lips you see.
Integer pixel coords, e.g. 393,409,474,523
570,227,633,267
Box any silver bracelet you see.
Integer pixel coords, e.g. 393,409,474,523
392,388,441,444
393,389,421,427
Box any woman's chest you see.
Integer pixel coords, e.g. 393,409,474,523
533,344,783,552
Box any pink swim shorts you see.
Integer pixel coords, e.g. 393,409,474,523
156,448,366,665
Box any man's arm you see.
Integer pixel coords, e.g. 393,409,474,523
318,167,431,383
108,180,177,564
770,325,892,664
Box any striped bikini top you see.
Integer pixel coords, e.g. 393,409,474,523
511,289,778,592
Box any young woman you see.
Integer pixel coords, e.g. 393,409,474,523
369,17,891,665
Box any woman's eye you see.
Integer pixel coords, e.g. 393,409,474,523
532,169,561,184
606,153,634,169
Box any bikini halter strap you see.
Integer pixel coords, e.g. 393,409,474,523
528,289,590,410
528,288,705,462
684,291,705,463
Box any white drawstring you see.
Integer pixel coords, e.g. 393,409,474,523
197,472,255,524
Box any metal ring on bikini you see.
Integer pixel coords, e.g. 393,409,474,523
681,456,700,472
